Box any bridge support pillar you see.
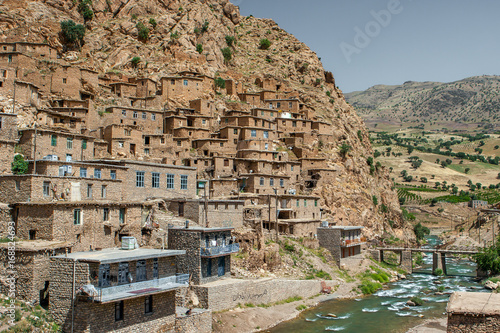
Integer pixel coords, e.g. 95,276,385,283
370,249,381,262
432,252,446,275
401,250,412,273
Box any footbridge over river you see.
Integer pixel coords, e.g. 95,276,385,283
371,247,480,276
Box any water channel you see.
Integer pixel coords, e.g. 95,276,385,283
269,235,487,333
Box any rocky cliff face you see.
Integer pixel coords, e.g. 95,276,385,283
0,0,414,241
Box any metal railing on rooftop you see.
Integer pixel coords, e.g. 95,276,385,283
93,273,189,302
341,237,367,247
200,243,240,257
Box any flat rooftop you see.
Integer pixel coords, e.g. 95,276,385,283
0,240,70,252
447,292,500,315
319,226,364,230
52,248,185,264
169,226,234,233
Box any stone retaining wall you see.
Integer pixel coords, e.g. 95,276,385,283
447,314,500,333
192,278,337,312
175,309,212,333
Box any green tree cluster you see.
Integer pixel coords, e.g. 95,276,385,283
60,20,86,47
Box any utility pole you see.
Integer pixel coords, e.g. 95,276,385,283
267,194,271,233
204,185,208,228
274,188,279,241
33,123,37,174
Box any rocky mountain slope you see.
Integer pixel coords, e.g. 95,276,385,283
346,76,500,131
0,0,413,241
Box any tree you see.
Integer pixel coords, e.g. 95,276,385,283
225,35,236,47
401,169,408,177
407,146,414,154
77,0,94,22
465,168,470,174
214,77,226,89
473,236,500,275
149,18,157,29
431,198,438,206
60,20,86,47
221,47,232,62
131,56,141,67
495,145,499,150
11,155,28,175
414,223,430,243
440,161,447,168
136,22,149,41
339,142,351,158
201,20,209,33
476,183,482,190
259,38,271,50
420,177,428,183
196,43,203,54
372,195,378,206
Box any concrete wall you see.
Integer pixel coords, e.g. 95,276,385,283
317,228,341,267
175,309,212,333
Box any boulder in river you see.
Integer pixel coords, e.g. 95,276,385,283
484,280,499,290
406,300,416,307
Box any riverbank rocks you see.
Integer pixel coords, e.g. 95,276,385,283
484,280,499,290
406,300,416,306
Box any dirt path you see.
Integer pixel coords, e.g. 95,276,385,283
212,282,358,333
406,317,447,333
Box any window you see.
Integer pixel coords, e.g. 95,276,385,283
136,260,147,282
304,199,307,207
251,130,257,137
82,139,87,150
160,137,165,144
115,301,124,321
291,165,294,171
110,170,116,180
136,171,145,187
43,181,50,197
269,103,273,109
118,141,124,148
98,264,110,287
87,184,93,198
29,230,36,240
183,79,188,86
142,112,146,119
296,199,300,207
270,178,274,186
180,175,188,190
66,138,73,149
292,121,297,127
225,118,229,124
177,140,181,147
202,119,206,125
66,154,72,162
121,110,126,117
290,102,293,108
118,262,129,285
0,117,2,129
62,78,67,84
233,129,238,135
7,55,12,63
280,179,284,187
73,209,81,225
151,113,156,121
261,110,264,116
101,185,107,198
103,208,109,221
220,142,224,147
152,172,160,188
153,258,158,279
133,111,138,118
315,200,318,207
263,131,269,139
119,208,125,224
170,79,175,85
51,135,57,146
15,180,20,191
167,174,174,189
277,102,281,108
124,129,131,136
265,143,269,150
80,168,87,178
270,111,274,117
260,177,264,186
224,159,229,167
144,148,150,155
145,295,153,314
94,169,101,179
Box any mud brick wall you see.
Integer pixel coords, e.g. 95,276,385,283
447,313,500,333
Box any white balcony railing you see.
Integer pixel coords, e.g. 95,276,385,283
92,273,189,303
200,243,240,257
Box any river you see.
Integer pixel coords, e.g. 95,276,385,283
269,235,487,333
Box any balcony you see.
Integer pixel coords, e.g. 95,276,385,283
200,243,240,257
340,237,367,247
91,274,189,303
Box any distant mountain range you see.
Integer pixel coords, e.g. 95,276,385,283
345,75,500,131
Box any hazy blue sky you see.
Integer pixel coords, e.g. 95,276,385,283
237,0,500,93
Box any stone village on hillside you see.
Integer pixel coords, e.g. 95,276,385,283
0,40,372,332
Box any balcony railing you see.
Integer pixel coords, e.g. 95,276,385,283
200,243,240,257
91,273,189,303
341,237,367,247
